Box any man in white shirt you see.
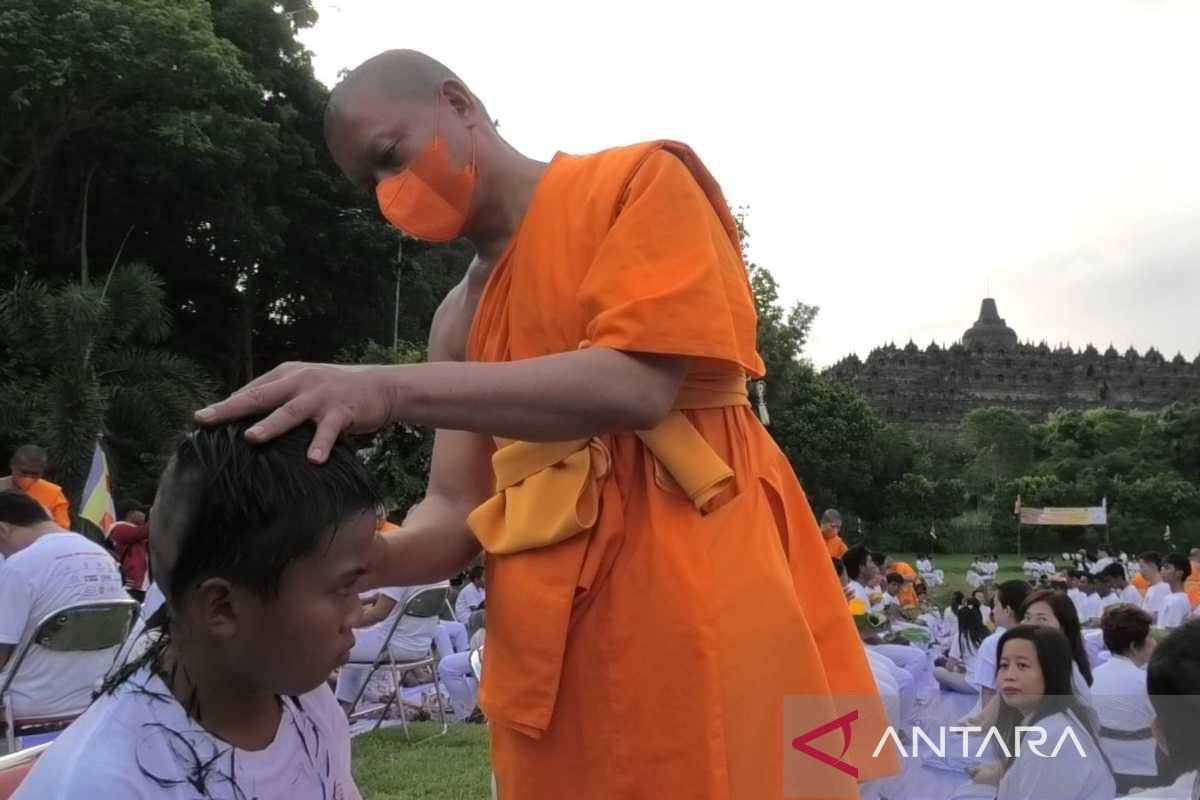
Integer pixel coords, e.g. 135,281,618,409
1092,604,1158,795
0,490,128,720
842,546,875,610
1119,617,1200,799
1139,552,1171,623
335,581,450,708
968,580,1032,706
15,423,370,799
1067,570,1090,619
1156,553,1192,630
454,563,486,625
1093,547,1116,575
881,572,903,609
1103,562,1145,606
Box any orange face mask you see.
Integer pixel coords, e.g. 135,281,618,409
375,120,477,242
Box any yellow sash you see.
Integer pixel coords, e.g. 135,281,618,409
468,374,750,555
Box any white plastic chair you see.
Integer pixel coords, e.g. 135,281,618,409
1,598,140,752
344,586,449,741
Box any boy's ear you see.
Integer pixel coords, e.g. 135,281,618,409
194,577,239,639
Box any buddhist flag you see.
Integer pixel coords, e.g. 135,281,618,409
81,440,115,535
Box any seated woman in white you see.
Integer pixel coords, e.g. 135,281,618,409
935,602,989,695
1118,620,1200,798
966,625,1115,800
1092,605,1158,796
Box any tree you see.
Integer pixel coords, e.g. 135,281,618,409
960,407,1035,497
0,263,213,507
0,0,256,207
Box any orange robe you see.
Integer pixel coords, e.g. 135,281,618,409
1186,566,1200,610
468,141,896,799
1131,573,1148,595
824,534,849,559
894,562,919,607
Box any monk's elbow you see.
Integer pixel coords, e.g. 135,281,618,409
617,382,675,432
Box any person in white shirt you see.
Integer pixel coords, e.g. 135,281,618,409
842,546,876,610
966,625,1115,800
335,581,452,708
1116,620,1200,799
1094,547,1116,576
0,491,128,721
454,563,486,625
1139,552,1171,624
881,572,903,609
1068,570,1091,620
1084,578,1122,624
1092,605,1158,795
15,422,366,799
970,580,1033,705
1155,554,1192,630
1103,562,1146,607
935,601,989,694
972,588,993,629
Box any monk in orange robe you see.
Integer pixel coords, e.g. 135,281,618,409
1131,571,1149,595
889,557,920,608
200,50,896,799
0,444,70,528
820,508,850,558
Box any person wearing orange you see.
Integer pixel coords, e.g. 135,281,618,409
197,49,896,798
0,444,70,529
820,508,850,558
1131,569,1149,595
1186,547,1200,610
886,555,920,608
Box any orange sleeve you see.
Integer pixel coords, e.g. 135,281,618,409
577,151,759,374
49,486,70,528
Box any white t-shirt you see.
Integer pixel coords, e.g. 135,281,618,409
1083,592,1104,622
454,582,485,625
1157,591,1191,629
15,666,360,800
1118,769,1198,798
997,709,1115,800
1092,655,1157,778
1144,582,1171,620
0,532,127,718
369,582,445,655
969,627,1005,691
1121,585,1144,606
1068,588,1089,619
847,580,870,608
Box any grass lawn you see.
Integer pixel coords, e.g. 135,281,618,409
349,554,1032,795
891,552,1029,605
352,723,492,799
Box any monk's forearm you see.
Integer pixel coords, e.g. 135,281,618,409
383,348,685,441
371,496,482,588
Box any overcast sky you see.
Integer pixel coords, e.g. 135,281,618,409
300,0,1199,368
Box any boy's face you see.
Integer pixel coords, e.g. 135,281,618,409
226,510,376,696
887,580,901,595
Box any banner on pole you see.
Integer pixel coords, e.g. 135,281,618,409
1018,505,1107,526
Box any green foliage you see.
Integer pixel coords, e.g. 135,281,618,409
336,341,432,515
0,263,213,508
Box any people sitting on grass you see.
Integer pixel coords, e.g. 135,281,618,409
0,490,128,722
969,580,1032,709
1092,604,1158,795
964,625,1115,800
1155,553,1192,630
16,422,366,799
916,553,944,588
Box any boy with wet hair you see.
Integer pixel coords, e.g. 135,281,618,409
17,422,375,799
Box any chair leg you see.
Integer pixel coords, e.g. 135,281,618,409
346,661,382,722
426,660,449,741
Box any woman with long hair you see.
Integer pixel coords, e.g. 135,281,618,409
968,625,1115,800
1020,588,1095,691
935,601,991,694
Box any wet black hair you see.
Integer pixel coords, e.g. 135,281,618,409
0,489,51,526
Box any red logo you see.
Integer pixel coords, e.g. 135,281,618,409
791,709,859,779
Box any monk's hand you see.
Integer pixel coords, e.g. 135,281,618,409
194,362,395,462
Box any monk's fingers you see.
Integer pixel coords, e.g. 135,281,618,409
306,409,352,464
241,391,322,445
228,361,310,399
194,377,297,428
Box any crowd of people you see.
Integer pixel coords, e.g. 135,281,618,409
816,512,1200,800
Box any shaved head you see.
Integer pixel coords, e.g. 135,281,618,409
326,50,488,141
12,444,47,468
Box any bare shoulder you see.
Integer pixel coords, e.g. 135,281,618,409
428,256,492,363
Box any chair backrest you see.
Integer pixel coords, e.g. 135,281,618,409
1,599,140,700
399,586,450,620
0,742,49,798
